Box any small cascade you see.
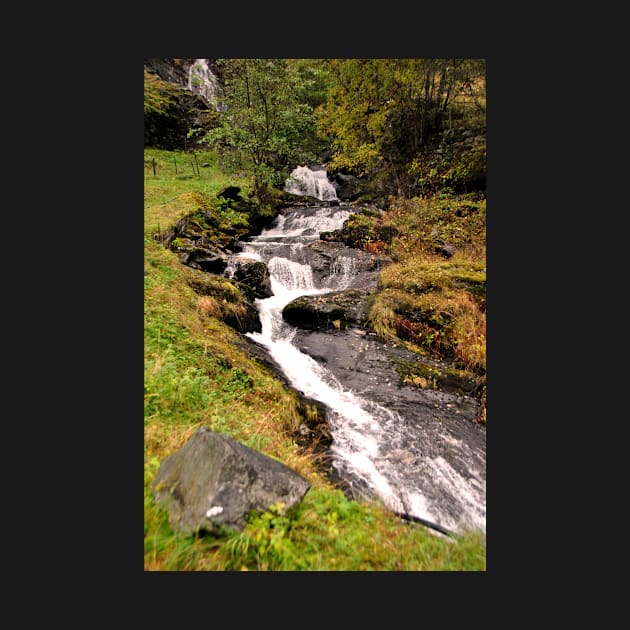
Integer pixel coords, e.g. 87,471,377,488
327,255,360,290
285,165,338,201
267,257,315,290
187,59,226,111
263,207,351,239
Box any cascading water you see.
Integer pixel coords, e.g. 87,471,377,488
232,168,485,536
285,165,338,201
187,59,226,111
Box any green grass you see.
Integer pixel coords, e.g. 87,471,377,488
144,147,486,571
144,147,252,237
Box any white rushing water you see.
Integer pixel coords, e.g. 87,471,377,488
245,217,406,515
285,165,339,201
187,59,226,111
240,202,485,536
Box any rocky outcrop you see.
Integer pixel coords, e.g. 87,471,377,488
293,328,483,417
144,58,192,87
185,267,262,334
282,288,373,330
144,59,220,149
153,427,311,534
156,209,246,273
222,301,262,334
144,58,223,108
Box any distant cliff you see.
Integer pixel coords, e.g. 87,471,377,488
144,58,224,150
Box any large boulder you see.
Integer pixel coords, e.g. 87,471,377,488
282,288,373,331
153,427,311,534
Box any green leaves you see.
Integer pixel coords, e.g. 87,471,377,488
204,59,320,206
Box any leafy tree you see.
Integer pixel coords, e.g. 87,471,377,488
205,59,319,210
317,59,486,197
285,59,333,158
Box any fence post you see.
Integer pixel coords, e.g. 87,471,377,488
173,156,177,175
152,158,156,176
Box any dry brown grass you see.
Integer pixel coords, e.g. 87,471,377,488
452,291,486,371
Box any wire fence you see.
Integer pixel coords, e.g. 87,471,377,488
144,152,206,178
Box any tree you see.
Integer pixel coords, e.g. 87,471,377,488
317,59,486,197
205,59,319,211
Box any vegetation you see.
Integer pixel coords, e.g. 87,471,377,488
320,194,486,409
204,59,322,212
317,59,486,198
144,58,486,570
369,195,486,389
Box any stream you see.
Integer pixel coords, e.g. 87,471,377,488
231,166,486,536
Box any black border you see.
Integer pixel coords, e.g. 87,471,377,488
64,23,555,587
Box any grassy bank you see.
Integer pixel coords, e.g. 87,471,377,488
144,147,486,570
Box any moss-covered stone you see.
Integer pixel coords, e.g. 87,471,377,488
282,289,373,331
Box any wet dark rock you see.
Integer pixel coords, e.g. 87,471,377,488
291,326,486,515
274,191,331,207
153,427,311,534
293,328,484,430
306,240,392,289
180,251,228,274
282,288,373,330
320,148,334,164
330,172,363,201
233,261,273,299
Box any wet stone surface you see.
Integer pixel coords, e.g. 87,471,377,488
293,327,485,462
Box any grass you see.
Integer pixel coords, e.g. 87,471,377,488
364,195,486,411
144,147,486,570
144,147,251,237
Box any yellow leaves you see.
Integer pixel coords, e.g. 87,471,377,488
366,107,388,136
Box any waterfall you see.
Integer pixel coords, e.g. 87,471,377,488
267,257,315,290
242,204,486,536
285,165,338,201
187,59,226,111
